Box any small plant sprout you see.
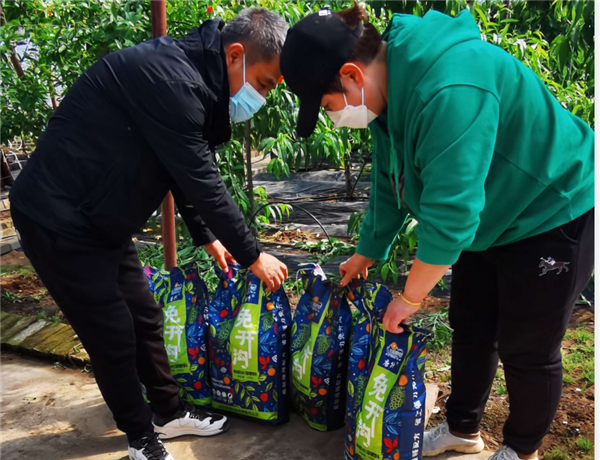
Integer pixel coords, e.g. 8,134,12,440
575,438,593,452
495,384,508,395
543,448,569,460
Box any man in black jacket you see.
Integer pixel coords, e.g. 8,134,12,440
10,9,289,460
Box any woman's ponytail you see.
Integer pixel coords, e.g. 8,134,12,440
336,0,369,28
327,1,383,93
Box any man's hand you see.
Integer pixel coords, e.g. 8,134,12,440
339,253,373,287
249,253,288,293
382,297,421,334
204,240,236,272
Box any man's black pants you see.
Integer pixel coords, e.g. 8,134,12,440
446,209,594,454
12,207,181,442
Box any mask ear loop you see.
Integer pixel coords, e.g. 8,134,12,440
242,53,246,84
340,78,348,107
340,77,365,107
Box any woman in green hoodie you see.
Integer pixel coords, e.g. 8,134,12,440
280,3,594,460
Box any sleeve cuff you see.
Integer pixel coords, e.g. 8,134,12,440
415,240,461,266
193,231,216,248
235,243,261,269
356,238,393,261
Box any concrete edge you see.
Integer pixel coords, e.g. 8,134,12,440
0,312,90,367
0,237,21,255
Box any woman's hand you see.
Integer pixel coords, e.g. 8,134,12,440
204,240,236,272
339,253,373,287
382,296,422,334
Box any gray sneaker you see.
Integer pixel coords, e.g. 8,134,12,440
489,445,538,460
423,420,485,457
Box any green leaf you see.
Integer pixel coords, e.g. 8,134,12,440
258,137,276,153
272,390,278,402
381,263,390,282
266,382,273,392
391,261,399,284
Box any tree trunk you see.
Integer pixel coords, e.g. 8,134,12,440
10,51,25,79
0,3,26,81
21,134,29,157
244,120,256,224
1,152,15,189
345,151,352,198
49,77,59,110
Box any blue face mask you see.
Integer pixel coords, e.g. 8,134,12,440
230,54,266,123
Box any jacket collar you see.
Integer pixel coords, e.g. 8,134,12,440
176,19,231,147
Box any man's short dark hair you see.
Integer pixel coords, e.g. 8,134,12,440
221,8,289,64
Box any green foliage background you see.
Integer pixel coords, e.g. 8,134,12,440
1,0,594,271
2,1,593,157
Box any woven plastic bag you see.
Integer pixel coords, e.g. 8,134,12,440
144,263,211,406
344,279,431,460
208,264,291,424
291,263,352,431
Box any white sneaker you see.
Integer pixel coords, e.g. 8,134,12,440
490,445,538,460
423,421,485,457
153,403,229,440
128,432,175,460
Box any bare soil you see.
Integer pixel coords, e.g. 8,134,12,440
1,251,65,322
260,228,315,245
426,304,595,459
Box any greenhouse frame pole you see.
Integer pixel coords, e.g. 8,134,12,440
151,0,177,270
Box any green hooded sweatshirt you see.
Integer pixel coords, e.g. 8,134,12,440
356,10,594,266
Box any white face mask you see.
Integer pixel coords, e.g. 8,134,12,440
326,83,378,129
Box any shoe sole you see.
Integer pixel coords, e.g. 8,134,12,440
422,439,485,457
129,450,175,460
156,419,230,441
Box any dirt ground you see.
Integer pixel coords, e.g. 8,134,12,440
1,251,63,321
426,306,595,459
261,228,313,245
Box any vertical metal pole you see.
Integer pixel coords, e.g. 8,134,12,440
151,0,177,270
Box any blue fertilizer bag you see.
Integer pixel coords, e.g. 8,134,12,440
291,263,352,431
208,264,291,424
143,263,211,406
344,279,431,460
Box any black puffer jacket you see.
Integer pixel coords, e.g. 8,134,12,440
10,19,260,267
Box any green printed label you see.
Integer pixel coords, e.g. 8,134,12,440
230,288,262,383
192,396,212,406
355,328,396,460
292,296,330,396
211,401,276,420
162,278,190,373
302,413,327,431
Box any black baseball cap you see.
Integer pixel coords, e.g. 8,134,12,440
280,9,364,138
